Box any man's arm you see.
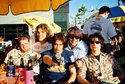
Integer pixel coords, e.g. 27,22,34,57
66,64,76,84
77,74,91,84
43,55,58,66
43,55,52,66
77,74,101,84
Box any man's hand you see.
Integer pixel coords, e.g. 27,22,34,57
75,60,83,68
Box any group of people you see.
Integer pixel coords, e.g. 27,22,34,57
2,6,125,84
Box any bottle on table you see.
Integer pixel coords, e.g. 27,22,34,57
19,58,25,68
7,56,15,77
18,58,26,80
25,57,34,84
26,58,33,70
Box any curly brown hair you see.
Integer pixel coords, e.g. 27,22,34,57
35,24,52,42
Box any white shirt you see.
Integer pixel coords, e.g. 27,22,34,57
31,41,52,53
65,40,88,61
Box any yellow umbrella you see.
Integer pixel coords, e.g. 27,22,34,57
0,0,68,15
23,15,61,35
0,0,9,15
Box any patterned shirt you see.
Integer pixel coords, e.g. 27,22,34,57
78,52,124,83
4,49,40,74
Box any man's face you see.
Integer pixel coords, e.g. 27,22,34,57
118,36,122,43
54,40,64,54
20,39,30,52
69,36,80,48
104,12,110,18
90,37,101,52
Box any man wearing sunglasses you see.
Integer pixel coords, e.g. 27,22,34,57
65,26,88,61
77,33,125,84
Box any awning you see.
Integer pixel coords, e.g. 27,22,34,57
84,6,125,24
108,6,125,23
0,0,68,15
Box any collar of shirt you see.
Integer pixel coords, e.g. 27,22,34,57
67,40,83,50
18,49,34,57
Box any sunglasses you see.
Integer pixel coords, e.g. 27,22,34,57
90,41,101,44
69,36,80,39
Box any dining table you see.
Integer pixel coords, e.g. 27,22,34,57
0,64,36,84
0,72,25,84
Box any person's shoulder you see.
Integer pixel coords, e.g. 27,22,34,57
85,16,96,23
80,40,87,45
80,55,89,63
42,49,53,56
78,41,88,48
100,17,111,23
7,49,18,54
100,52,113,58
63,49,73,55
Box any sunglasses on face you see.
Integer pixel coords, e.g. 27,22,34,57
69,36,80,39
90,41,101,44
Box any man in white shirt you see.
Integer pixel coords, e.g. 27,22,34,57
65,26,88,61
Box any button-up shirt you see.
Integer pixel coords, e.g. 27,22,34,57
78,52,124,83
65,40,88,61
4,49,40,74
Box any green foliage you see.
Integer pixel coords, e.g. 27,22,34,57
75,5,87,25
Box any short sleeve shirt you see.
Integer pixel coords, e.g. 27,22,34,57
83,16,117,44
78,52,124,83
4,49,39,74
42,49,74,81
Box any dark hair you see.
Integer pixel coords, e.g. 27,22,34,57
12,38,19,47
99,6,111,15
67,26,83,39
88,33,104,54
51,33,67,49
18,34,30,42
88,33,104,45
117,34,123,39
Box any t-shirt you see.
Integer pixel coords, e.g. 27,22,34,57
83,16,117,44
42,49,74,81
31,42,52,53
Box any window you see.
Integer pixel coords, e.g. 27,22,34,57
0,24,28,41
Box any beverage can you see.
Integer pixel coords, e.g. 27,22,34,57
7,65,15,77
25,70,34,84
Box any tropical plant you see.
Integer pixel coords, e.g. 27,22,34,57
75,5,87,25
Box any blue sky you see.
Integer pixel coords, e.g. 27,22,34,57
69,0,119,19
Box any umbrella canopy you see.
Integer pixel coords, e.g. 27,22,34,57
84,6,125,24
108,6,125,23
0,0,68,15
23,15,61,35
